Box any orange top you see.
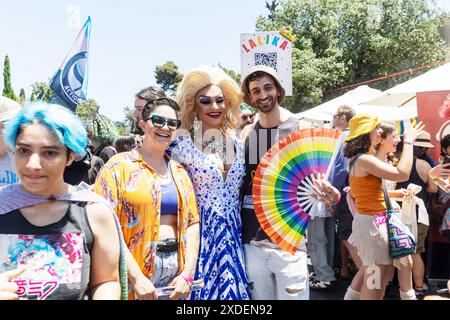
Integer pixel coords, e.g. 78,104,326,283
349,174,386,215
93,149,199,298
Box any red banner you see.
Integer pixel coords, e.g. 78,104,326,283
417,90,450,244
417,90,450,163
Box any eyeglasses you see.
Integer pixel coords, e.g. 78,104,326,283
333,114,343,118
241,114,255,121
144,115,181,131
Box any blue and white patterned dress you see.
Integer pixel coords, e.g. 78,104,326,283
168,135,250,300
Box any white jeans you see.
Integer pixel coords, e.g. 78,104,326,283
244,242,309,300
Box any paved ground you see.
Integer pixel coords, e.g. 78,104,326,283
307,262,447,300
307,258,353,300
309,276,352,300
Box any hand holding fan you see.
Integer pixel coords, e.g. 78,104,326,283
252,128,343,254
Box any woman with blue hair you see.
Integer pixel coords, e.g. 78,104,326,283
0,103,125,300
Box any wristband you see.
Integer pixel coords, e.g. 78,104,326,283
180,271,194,286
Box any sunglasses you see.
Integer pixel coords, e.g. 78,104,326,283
241,114,255,121
145,114,181,130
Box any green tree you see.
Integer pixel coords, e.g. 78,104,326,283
115,106,134,135
19,88,26,99
256,0,448,113
114,121,127,135
2,55,16,100
218,63,241,83
31,82,54,101
30,92,36,102
18,88,26,104
76,98,100,120
265,0,279,23
154,61,183,95
76,99,119,144
123,106,134,126
76,99,100,138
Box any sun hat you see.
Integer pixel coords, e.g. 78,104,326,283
241,65,285,106
0,96,21,122
413,131,434,148
344,113,380,142
436,120,450,142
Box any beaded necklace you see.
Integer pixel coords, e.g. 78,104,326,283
194,134,227,164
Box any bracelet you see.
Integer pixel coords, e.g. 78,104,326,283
404,141,413,145
180,271,194,286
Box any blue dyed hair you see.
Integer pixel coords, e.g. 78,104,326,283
4,102,88,156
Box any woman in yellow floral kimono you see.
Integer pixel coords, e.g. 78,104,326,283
94,97,200,300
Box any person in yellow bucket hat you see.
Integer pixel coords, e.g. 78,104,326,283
344,113,381,143
342,113,426,300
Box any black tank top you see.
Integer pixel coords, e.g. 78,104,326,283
0,202,93,300
241,117,300,244
396,158,429,205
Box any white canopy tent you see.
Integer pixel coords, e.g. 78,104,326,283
350,104,417,120
295,85,417,123
295,62,450,124
296,85,382,121
362,62,450,107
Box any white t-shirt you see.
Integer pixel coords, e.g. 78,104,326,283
0,152,18,187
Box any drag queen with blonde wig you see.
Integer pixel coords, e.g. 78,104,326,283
168,65,250,300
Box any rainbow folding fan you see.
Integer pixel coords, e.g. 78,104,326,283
252,128,343,254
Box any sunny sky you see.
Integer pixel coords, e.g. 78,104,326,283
1,0,449,121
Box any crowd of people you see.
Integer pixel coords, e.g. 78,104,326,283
0,65,449,300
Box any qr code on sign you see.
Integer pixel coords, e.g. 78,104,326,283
254,52,277,71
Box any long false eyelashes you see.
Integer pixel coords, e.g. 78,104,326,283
198,96,225,106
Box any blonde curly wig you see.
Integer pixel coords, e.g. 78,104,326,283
176,65,243,133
